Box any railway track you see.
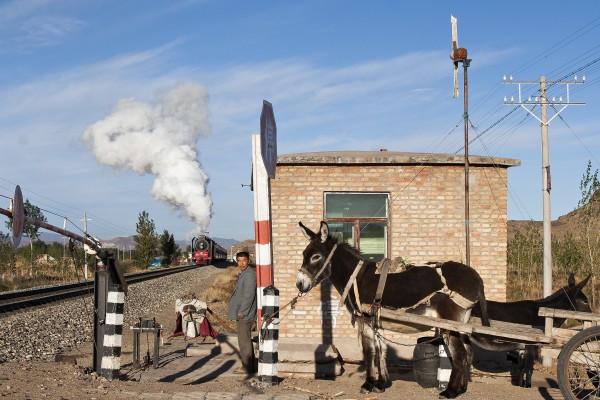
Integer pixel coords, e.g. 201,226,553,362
0,264,203,314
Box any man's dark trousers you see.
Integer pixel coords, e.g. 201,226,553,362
237,319,255,373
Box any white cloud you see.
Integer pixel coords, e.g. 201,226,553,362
0,1,85,51
0,0,57,22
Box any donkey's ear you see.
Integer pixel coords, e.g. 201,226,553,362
576,274,591,291
319,221,329,243
568,273,576,287
299,222,316,240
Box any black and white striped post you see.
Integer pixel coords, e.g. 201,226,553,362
93,255,127,380
259,285,279,386
100,283,125,380
437,340,452,391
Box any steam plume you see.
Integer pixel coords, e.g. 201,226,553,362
82,83,212,232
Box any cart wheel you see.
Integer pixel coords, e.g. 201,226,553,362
558,325,600,399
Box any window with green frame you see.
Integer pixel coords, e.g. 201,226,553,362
324,193,389,262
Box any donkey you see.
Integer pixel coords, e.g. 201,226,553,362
296,221,490,399
471,273,591,388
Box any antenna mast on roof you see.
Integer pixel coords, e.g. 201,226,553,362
450,15,472,266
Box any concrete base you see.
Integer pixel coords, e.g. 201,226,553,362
185,342,216,357
215,332,260,354
278,342,339,363
275,342,343,378
277,360,344,377
277,336,417,364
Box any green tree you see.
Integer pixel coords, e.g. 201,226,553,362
0,232,16,280
159,230,177,266
4,199,47,276
507,225,543,300
577,160,600,305
133,211,157,267
552,233,583,280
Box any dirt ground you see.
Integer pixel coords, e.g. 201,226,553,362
0,355,566,399
0,266,568,399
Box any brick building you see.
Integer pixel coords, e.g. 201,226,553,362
269,150,519,357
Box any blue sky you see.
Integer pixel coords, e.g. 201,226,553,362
0,0,599,243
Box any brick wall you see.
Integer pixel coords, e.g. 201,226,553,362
269,152,517,343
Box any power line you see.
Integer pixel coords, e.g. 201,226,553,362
0,178,134,238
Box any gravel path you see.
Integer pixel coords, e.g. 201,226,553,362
0,265,225,363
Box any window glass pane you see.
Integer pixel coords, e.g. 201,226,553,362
359,222,386,262
326,222,354,246
325,193,387,218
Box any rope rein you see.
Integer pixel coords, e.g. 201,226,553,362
259,291,304,342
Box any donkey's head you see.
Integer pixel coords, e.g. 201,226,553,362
566,273,592,313
296,221,336,293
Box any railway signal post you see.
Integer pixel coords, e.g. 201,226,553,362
252,100,279,386
1,184,128,380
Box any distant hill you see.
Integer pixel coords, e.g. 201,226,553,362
212,237,239,249
21,232,242,253
508,192,599,240
102,236,241,252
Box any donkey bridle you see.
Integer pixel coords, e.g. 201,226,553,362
299,243,338,288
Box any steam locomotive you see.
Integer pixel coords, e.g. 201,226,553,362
191,235,227,265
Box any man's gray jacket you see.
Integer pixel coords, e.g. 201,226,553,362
227,266,257,321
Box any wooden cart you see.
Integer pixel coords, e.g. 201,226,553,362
376,306,600,399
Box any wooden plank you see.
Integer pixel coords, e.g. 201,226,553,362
539,307,600,322
469,317,552,344
541,348,561,359
377,309,473,334
545,315,553,341
472,326,550,343
377,310,549,343
551,326,581,345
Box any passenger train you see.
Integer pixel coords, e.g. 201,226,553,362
191,235,227,265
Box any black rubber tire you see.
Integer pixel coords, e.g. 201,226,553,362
558,325,600,400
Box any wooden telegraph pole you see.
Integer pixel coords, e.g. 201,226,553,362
503,74,585,297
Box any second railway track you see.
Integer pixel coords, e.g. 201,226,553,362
0,264,204,315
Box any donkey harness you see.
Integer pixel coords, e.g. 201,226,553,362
337,252,476,318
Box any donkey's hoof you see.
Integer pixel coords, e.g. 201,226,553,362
372,386,385,393
439,388,459,399
360,383,373,394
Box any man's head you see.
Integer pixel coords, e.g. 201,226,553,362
236,251,250,271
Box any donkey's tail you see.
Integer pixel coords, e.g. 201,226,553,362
478,283,490,327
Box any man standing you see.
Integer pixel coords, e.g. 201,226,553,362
228,251,257,375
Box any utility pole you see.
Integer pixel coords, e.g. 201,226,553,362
63,218,67,277
450,15,472,266
503,74,585,297
80,212,92,280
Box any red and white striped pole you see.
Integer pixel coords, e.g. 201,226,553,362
253,101,279,386
252,134,273,322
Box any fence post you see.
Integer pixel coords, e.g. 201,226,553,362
437,340,452,392
100,283,125,380
259,285,279,386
